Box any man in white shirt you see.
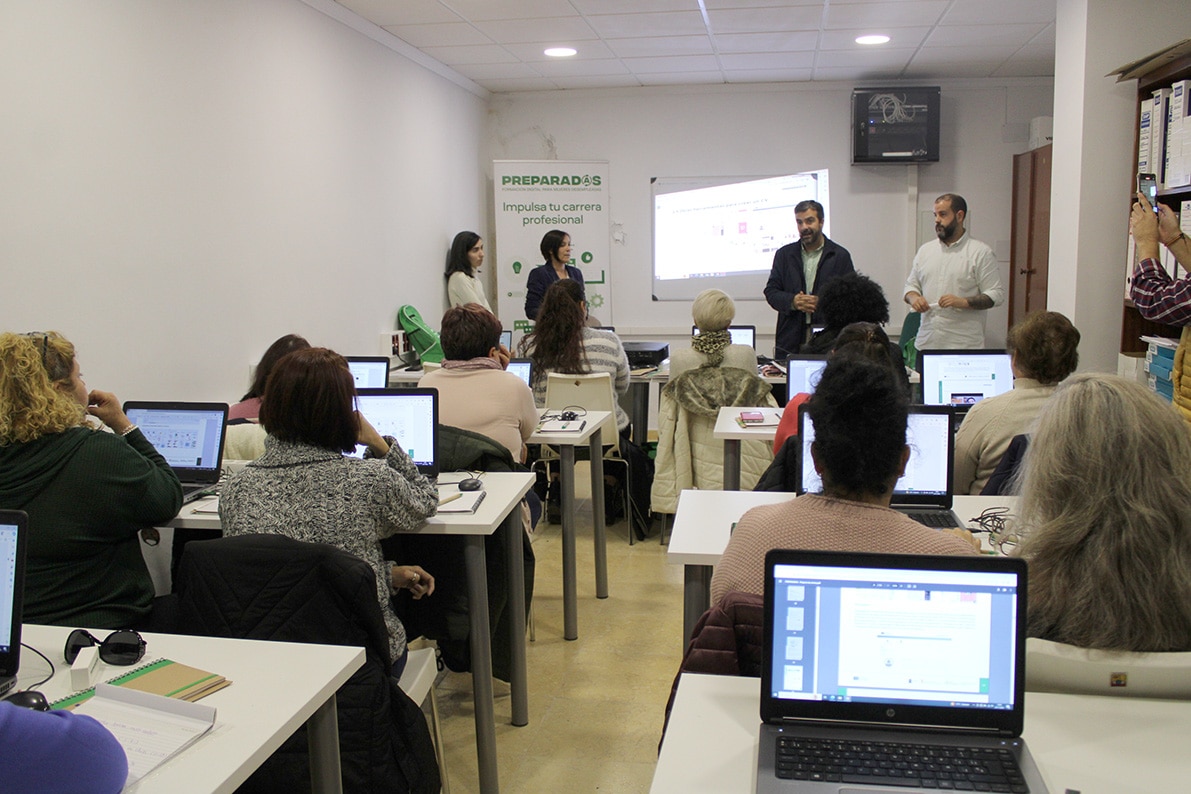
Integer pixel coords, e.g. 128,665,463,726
903,194,1005,349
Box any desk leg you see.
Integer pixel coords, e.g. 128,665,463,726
464,535,499,793
504,507,529,728
723,439,742,490
681,565,713,653
307,692,344,794
590,434,608,599
560,444,579,641
630,381,649,447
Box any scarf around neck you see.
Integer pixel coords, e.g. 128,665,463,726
441,356,503,371
691,329,731,368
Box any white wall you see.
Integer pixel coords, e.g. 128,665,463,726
0,0,487,401
485,79,1054,355
1049,0,1191,372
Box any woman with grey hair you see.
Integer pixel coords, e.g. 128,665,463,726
668,289,757,379
1016,373,1191,651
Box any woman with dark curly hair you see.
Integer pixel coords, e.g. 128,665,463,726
802,272,890,354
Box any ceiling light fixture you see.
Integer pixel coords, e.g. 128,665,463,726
855,35,890,45
544,47,577,58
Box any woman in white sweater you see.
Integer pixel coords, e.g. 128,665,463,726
445,230,491,312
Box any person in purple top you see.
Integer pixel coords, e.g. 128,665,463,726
0,699,128,793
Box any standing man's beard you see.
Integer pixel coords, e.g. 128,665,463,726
936,220,957,240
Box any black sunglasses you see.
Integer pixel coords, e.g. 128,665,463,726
63,629,147,666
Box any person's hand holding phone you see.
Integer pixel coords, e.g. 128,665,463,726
1131,191,1161,260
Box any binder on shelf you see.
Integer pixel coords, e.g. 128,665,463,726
1153,88,1171,185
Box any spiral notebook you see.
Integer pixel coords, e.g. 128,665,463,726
52,658,229,710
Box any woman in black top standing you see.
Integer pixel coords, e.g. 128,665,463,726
523,229,584,320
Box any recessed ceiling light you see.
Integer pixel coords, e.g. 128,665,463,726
855,34,890,45
544,47,577,58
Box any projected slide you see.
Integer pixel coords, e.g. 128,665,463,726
652,170,829,301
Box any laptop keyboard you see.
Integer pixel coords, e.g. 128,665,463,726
909,510,962,529
775,736,1029,792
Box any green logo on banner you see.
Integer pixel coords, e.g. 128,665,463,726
512,261,523,274
581,251,593,264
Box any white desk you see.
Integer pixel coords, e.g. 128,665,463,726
711,407,783,491
528,410,614,641
654,673,1191,793
667,492,1017,647
19,624,362,794
626,365,785,447
387,367,425,386
170,471,535,794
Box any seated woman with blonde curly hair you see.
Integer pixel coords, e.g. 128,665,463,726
0,331,182,628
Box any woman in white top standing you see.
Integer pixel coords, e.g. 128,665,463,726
668,288,756,380
445,231,491,312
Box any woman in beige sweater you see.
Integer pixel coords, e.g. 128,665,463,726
711,356,978,603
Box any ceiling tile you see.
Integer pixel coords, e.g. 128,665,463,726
336,0,459,26
912,45,1022,65
638,70,728,86
941,0,1056,26
720,51,816,70
926,24,1048,48
571,0,695,13
605,35,714,58
452,62,544,80
1030,24,1056,46
824,2,949,30
478,77,564,92
583,11,709,38
818,27,931,50
724,68,814,84
714,31,820,53
620,54,723,73
502,40,618,61
902,60,1002,79
386,22,491,48
533,58,632,78
707,6,823,34
419,44,520,66
704,0,821,7
550,74,644,89
815,47,916,69
472,16,600,44
811,65,904,81
441,0,579,23
992,59,1055,78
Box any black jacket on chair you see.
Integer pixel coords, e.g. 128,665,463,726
385,424,535,682
175,533,440,794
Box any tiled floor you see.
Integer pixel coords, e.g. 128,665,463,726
425,464,685,793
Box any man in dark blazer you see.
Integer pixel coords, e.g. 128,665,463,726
763,199,855,359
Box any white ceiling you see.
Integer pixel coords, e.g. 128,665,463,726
335,0,1056,93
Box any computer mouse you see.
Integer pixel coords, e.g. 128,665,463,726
560,410,579,422
458,478,483,492
5,690,50,711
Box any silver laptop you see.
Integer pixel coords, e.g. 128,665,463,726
507,359,533,387
122,401,229,503
344,356,392,389
350,388,439,477
916,350,1013,413
786,355,829,395
757,548,1048,794
796,405,962,528
0,510,28,699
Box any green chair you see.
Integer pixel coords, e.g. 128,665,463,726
898,311,921,371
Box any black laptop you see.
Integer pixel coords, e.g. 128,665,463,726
916,349,1013,413
796,405,962,528
344,356,392,389
756,548,1049,794
350,388,439,477
122,402,230,504
0,510,28,699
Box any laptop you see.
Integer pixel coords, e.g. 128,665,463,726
500,330,513,351
507,359,533,388
0,510,28,699
786,355,829,396
796,405,962,528
693,324,757,349
757,548,1048,794
916,350,1013,412
344,356,392,389
122,402,230,504
350,388,439,477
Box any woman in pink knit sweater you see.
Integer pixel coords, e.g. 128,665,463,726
711,356,978,603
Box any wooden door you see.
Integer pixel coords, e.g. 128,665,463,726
1009,145,1052,328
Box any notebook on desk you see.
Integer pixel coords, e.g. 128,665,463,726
0,510,28,700
756,549,1048,794
122,402,230,504
796,405,962,528
350,388,439,478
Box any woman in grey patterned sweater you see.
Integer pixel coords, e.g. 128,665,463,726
220,347,437,675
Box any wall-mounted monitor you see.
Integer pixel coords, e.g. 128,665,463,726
852,87,941,164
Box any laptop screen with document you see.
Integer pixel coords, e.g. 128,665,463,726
350,388,438,476
0,510,28,692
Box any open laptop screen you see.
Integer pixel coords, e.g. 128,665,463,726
122,402,228,478
693,325,756,349
917,349,1013,408
345,357,391,389
797,407,953,500
0,510,28,683
506,359,533,387
500,330,513,351
786,356,828,395
351,388,438,476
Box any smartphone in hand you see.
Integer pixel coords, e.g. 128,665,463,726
1137,173,1158,211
